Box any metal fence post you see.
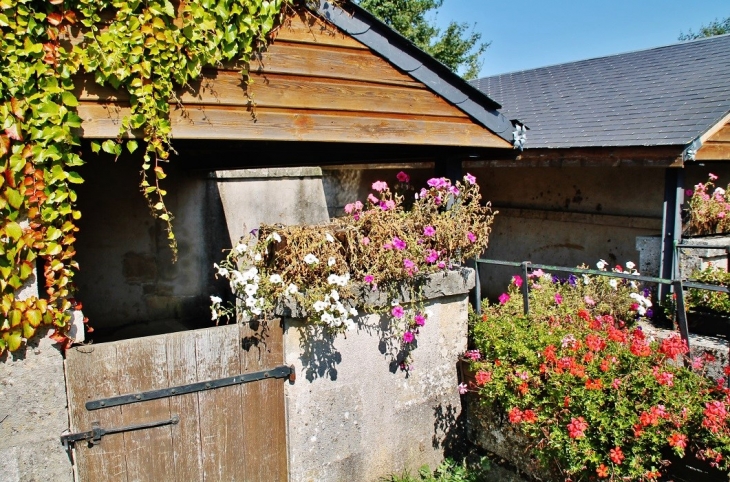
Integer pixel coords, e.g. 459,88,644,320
474,260,482,316
673,280,691,353
521,261,531,315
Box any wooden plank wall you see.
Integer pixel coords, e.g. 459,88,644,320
65,321,288,482
697,121,730,160
74,10,509,148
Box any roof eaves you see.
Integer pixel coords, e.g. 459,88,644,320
310,0,515,143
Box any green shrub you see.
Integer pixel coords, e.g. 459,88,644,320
468,263,730,481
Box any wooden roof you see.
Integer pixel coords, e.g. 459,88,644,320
75,6,512,149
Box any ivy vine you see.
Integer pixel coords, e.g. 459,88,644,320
0,0,289,353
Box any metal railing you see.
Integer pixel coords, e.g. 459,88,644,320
473,258,730,351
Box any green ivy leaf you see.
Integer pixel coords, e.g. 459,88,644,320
101,139,117,154
126,140,139,153
91,141,101,153
5,222,22,241
67,171,84,184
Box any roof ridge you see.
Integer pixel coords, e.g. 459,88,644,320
475,33,730,81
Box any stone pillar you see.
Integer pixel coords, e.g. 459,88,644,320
282,269,474,482
0,258,73,481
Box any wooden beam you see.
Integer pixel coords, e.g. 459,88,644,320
273,11,369,50
75,71,463,118
464,145,685,167
696,142,730,161
76,102,511,147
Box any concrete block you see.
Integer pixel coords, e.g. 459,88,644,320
636,235,662,278
0,330,73,482
283,271,472,482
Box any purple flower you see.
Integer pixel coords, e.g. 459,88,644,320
685,189,694,197
392,237,406,250
403,331,414,343
414,314,426,326
499,293,510,304
364,274,374,284
568,274,577,286
551,275,561,284
467,232,476,243
642,288,651,298
646,309,654,318
392,305,405,318
458,382,468,394
464,173,476,185
372,181,388,192
423,225,436,236
396,171,410,183
425,249,439,264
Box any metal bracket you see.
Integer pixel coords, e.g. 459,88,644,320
85,365,296,411
61,415,179,449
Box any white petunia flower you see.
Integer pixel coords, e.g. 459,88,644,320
349,307,358,317
210,295,222,304
214,263,229,278
328,257,336,267
321,313,335,324
597,259,607,270
609,279,618,289
625,261,636,270
582,274,591,285
327,274,340,285
330,290,340,302
251,307,262,316
266,232,282,243
269,274,282,284
326,233,335,243
304,254,319,265
254,253,262,262
287,283,298,294
244,284,258,296
313,300,328,312
234,243,247,254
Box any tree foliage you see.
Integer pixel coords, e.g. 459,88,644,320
679,16,730,40
356,0,489,79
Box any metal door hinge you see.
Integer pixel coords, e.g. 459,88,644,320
61,415,179,449
86,364,296,410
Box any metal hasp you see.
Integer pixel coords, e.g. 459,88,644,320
85,365,295,411
61,415,179,449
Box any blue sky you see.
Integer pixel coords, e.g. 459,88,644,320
434,0,729,78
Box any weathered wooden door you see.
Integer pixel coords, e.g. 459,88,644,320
64,320,289,482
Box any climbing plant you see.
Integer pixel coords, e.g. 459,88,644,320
0,0,289,353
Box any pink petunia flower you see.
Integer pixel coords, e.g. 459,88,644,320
361,237,370,245
364,274,374,284
354,201,363,210
403,331,414,343
344,203,355,214
392,237,406,250
512,275,523,288
499,293,510,304
554,293,563,305
467,232,476,243
458,383,468,394
403,259,417,275
438,261,446,269
710,173,719,181
425,250,439,264
372,180,388,192
392,305,405,318
427,177,447,188
396,171,410,183
423,225,436,236
414,313,426,326
367,193,378,204
464,173,476,185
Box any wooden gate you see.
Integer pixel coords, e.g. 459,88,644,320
64,320,289,482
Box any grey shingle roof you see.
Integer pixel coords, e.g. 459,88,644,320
470,34,730,149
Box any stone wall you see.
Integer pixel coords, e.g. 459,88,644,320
282,269,474,482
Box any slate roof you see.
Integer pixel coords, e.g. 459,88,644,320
470,34,730,149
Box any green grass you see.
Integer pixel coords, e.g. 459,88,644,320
382,457,490,482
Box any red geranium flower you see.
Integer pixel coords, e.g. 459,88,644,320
475,370,492,386
596,463,609,478
567,417,588,439
668,432,687,449
609,446,624,465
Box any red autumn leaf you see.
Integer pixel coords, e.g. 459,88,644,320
10,98,23,119
5,124,21,141
64,10,77,24
0,135,9,157
47,11,63,26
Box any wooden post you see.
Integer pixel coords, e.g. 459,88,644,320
659,168,684,301
434,158,462,183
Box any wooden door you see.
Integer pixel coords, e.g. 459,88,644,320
65,320,289,482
